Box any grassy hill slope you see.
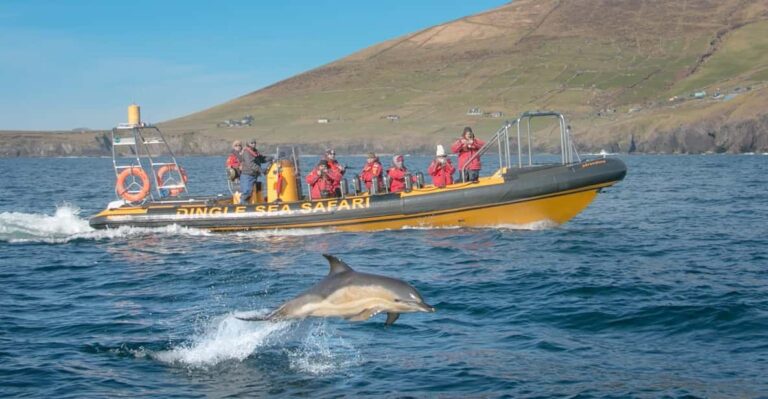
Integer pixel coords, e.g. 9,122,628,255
161,0,768,154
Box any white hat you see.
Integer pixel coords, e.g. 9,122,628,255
436,144,446,157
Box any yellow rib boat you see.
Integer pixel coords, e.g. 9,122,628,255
89,110,626,232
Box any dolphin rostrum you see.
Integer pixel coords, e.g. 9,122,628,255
237,254,435,325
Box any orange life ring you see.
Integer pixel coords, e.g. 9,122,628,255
116,167,151,202
156,165,188,196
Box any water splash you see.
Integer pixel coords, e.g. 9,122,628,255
286,321,361,375
153,313,361,374
153,312,291,368
401,219,558,231
400,225,463,230
232,228,334,238
494,219,559,230
0,204,211,244
0,204,91,243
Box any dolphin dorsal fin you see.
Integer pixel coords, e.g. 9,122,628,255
322,254,354,275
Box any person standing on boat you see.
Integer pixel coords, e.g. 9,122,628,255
240,139,271,204
451,127,485,182
360,152,383,192
225,140,243,183
324,149,345,197
428,145,455,188
387,155,417,193
306,160,341,199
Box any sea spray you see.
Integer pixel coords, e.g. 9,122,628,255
0,205,344,245
154,313,361,374
232,227,333,238
154,312,291,368
401,220,558,231
286,320,361,375
0,204,212,244
0,203,91,242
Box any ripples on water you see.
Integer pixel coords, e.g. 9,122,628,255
1,155,767,398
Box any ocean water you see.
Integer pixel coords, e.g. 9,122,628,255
1,154,767,398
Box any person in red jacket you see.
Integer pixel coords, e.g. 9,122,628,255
324,149,345,196
225,140,243,182
428,145,455,188
360,152,383,192
451,127,485,182
387,155,417,193
306,160,342,199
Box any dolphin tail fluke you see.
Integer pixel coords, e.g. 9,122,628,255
385,312,400,326
236,306,288,322
235,314,270,322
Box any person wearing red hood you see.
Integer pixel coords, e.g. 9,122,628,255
306,160,342,199
451,126,485,182
428,145,455,188
323,149,345,196
360,152,383,192
387,155,417,193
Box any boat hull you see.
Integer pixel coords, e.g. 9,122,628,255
89,158,626,232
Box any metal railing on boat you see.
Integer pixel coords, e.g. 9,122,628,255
111,124,188,202
460,111,581,182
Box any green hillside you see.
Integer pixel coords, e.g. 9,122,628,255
161,0,768,154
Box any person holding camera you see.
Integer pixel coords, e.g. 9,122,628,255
239,139,271,204
360,152,383,192
428,145,455,188
306,160,342,199
324,149,345,196
324,149,345,175
387,155,417,193
451,126,485,182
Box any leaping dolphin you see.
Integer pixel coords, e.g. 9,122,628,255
237,254,435,325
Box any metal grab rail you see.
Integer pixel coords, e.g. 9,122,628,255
111,125,188,202
459,111,581,181
460,122,511,182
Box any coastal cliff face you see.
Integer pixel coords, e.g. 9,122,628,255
0,131,111,157
638,115,768,154
2,117,767,157
3,0,768,156
0,131,231,157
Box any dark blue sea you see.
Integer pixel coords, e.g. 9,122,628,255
1,154,767,398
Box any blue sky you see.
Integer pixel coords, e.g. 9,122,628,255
0,0,508,130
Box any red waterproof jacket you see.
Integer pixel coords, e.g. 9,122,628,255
387,166,417,193
451,138,486,171
305,167,341,199
428,158,455,187
360,160,383,191
326,159,345,191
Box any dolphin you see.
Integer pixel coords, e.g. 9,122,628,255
237,254,435,325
